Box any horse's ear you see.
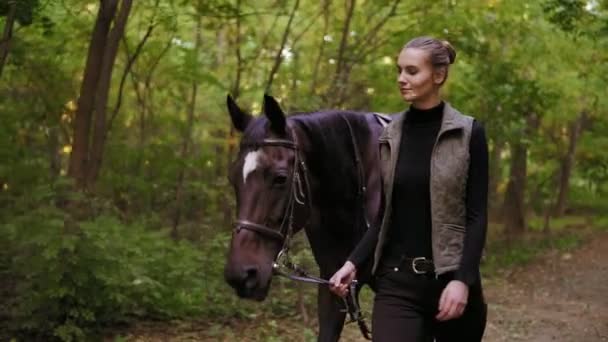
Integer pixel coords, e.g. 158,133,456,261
263,94,286,134
226,94,252,132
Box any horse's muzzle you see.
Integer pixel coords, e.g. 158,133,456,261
224,264,270,301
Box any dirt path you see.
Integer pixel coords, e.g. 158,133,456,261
482,231,608,342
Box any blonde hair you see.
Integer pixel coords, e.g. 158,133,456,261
403,36,456,84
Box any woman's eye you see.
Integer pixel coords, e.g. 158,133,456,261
273,175,288,186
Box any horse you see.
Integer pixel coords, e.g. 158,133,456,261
223,94,389,341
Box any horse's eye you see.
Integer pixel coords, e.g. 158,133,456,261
273,175,288,187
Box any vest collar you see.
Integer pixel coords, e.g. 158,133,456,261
379,102,466,142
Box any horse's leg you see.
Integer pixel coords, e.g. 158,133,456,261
305,223,348,342
317,272,347,342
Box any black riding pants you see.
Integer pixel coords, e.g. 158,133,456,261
371,268,487,342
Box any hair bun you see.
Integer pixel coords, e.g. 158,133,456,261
441,40,456,64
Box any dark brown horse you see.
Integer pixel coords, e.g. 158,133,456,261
223,94,388,341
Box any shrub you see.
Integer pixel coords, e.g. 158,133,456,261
2,206,206,341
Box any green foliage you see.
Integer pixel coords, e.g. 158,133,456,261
482,228,584,276
2,197,206,341
1,0,608,339
0,0,40,25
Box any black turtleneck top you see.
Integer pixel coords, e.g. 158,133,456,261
348,101,488,286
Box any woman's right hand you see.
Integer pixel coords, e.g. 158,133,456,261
329,261,357,297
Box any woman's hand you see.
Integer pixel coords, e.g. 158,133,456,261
436,280,469,321
329,261,357,297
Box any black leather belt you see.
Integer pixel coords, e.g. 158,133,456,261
383,257,435,275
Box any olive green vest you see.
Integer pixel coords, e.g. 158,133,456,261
373,102,474,275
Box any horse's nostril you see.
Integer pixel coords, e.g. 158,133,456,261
243,265,259,289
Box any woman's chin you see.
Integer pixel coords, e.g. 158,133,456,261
401,94,415,102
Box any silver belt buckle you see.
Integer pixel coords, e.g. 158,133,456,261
411,257,428,274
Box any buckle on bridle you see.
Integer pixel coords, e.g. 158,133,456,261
411,257,429,274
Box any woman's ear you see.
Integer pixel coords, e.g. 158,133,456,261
433,66,448,85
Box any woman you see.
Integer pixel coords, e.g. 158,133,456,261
330,36,488,341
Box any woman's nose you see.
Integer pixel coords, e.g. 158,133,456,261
398,71,408,84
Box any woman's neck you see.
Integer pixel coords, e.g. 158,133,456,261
411,94,441,110
405,101,444,124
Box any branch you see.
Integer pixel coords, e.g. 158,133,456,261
291,8,324,46
242,10,281,69
352,0,401,61
264,0,300,93
108,23,156,132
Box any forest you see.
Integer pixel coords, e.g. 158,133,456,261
1,0,607,341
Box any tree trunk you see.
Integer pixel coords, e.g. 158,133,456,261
231,0,242,98
502,113,539,237
553,111,587,216
502,142,528,237
0,1,16,78
87,0,133,186
488,139,503,215
68,0,119,188
171,6,203,240
326,0,356,107
309,0,331,96
47,126,61,180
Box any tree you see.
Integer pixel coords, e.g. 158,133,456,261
68,0,134,190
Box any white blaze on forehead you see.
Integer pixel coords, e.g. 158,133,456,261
243,150,263,183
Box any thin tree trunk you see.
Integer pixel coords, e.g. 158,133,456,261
0,1,16,78
68,0,119,188
326,0,356,107
503,142,528,237
171,7,202,240
131,37,172,175
309,0,331,96
47,126,61,180
264,0,300,93
231,0,242,98
502,113,539,238
553,111,587,216
87,0,134,186
488,139,503,215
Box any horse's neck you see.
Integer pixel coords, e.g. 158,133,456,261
293,113,364,201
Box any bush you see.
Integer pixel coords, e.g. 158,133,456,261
2,206,206,341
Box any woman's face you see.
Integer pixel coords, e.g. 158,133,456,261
396,48,444,104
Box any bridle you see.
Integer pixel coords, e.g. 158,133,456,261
231,119,372,340
233,128,312,256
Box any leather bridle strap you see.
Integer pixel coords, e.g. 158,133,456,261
240,139,297,150
234,219,285,242
233,131,305,245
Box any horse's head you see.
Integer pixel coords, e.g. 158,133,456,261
223,94,303,301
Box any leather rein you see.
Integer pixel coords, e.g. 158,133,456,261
233,119,372,340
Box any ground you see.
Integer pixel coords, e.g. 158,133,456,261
113,231,608,341
482,231,608,342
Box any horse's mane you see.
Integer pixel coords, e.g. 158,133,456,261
240,109,379,240
293,111,376,236
290,111,372,191
242,110,375,203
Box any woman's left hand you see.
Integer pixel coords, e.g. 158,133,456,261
436,280,469,321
